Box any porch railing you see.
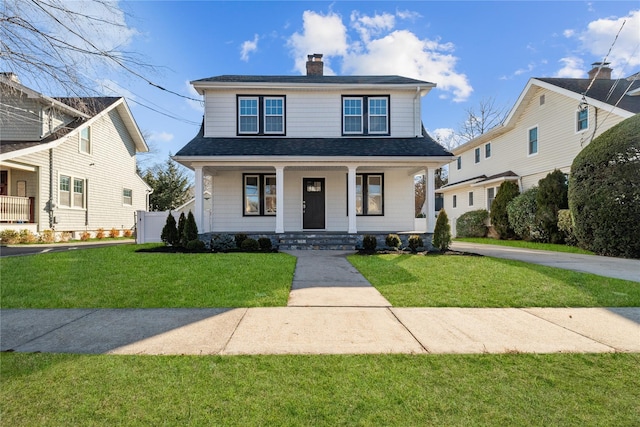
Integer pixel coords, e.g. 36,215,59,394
0,195,35,223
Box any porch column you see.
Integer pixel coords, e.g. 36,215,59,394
426,167,436,233
347,165,357,234
275,166,284,233
194,166,204,232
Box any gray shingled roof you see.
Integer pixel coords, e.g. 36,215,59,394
193,75,434,86
537,77,640,113
176,124,452,158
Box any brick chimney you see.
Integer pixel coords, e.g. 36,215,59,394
306,53,324,76
588,62,612,80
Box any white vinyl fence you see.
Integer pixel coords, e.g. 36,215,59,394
136,210,178,244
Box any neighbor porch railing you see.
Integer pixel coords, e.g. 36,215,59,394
0,195,35,223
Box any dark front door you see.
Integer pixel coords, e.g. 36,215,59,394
303,178,325,229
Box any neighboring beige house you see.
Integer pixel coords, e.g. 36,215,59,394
173,54,454,248
439,63,640,236
0,73,151,238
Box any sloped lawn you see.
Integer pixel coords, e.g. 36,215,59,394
0,244,296,308
348,253,640,307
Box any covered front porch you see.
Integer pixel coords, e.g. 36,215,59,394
187,160,441,237
0,162,39,232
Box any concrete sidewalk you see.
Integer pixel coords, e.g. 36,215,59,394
2,307,638,355
451,242,640,282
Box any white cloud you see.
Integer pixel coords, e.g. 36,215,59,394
148,131,174,143
563,29,575,38
286,10,473,102
574,9,640,76
240,34,259,61
396,9,422,21
184,80,204,112
555,57,585,78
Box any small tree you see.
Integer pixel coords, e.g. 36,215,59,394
536,169,568,244
432,209,452,251
490,181,520,239
177,212,186,246
160,212,179,246
183,211,199,244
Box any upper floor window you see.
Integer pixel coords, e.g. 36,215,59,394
342,95,389,135
456,157,461,170
79,127,91,154
528,126,538,155
474,147,481,163
485,143,491,158
576,107,588,132
453,195,457,208
237,96,285,135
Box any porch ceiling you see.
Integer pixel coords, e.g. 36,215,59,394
201,164,429,175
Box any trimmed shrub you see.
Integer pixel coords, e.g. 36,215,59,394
109,228,120,238
536,169,568,244
160,212,179,246
408,235,424,252
0,229,20,244
211,234,235,252
557,209,577,246
59,231,72,242
177,212,186,246
185,239,206,252
385,234,401,248
507,187,544,241
569,114,640,258
490,181,520,239
432,209,452,251
240,237,259,252
39,229,55,243
456,209,488,238
95,228,105,239
362,235,377,251
235,233,248,248
183,211,198,245
80,231,91,241
258,237,273,251
123,229,133,238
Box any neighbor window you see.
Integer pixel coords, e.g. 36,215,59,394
350,173,384,215
577,107,588,132
457,157,462,170
123,188,132,205
487,187,496,210
79,127,91,154
59,174,85,209
528,126,538,155
453,195,457,208
342,95,390,135
237,96,285,135
243,174,276,216
475,147,481,163
468,191,474,206
485,143,491,158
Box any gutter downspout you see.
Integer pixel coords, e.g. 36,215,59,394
48,148,54,229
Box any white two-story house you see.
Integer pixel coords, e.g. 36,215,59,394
173,54,454,248
0,73,151,238
439,63,640,236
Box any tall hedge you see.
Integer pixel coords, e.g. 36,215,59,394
536,169,568,244
569,114,640,258
507,187,544,241
456,209,488,237
490,181,520,239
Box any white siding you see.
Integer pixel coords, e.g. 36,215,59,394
0,95,42,141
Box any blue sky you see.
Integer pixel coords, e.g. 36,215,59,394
40,1,640,167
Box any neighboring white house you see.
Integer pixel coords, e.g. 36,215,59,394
439,63,640,236
173,54,454,247
0,73,151,238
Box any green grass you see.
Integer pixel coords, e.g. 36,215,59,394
2,352,639,426
348,254,640,307
455,237,594,254
0,244,296,308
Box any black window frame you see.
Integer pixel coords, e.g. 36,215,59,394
341,95,390,136
242,173,277,216
237,95,286,136
474,147,481,163
346,173,385,216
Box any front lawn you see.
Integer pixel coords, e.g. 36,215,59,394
455,237,594,255
2,352,638,426
0,244,296,308
348,254,640,307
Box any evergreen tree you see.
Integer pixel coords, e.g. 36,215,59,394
536,170,568,244
142,157,191,211
160,212,179,246
177,212,186,247
490,181,520,239
432,209,452,251
183,211,199,244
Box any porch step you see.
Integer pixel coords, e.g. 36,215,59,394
278,233,358,251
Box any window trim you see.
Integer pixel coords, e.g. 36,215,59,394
242,173,277,216
528,125,538,156
576,107,589,133
367,97,389,135
341,95,390,136
468,191,474,207
346,173,385,216
58,173,86,210
123,188,133,206
79,126,91,154
237,95,286,136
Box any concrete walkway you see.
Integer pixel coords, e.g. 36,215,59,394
451,242,640,282
1,248,639,356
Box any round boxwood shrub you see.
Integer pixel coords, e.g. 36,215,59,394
240,237,260,252
185,239,206,252
569,114,640,258
490,181,520,239
385,234,401,248
456,209,488,237
408,235,424,252
432,209,452,251
362,235,377,251
234,233,248,248
507,187,545,241
258,237,273,251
